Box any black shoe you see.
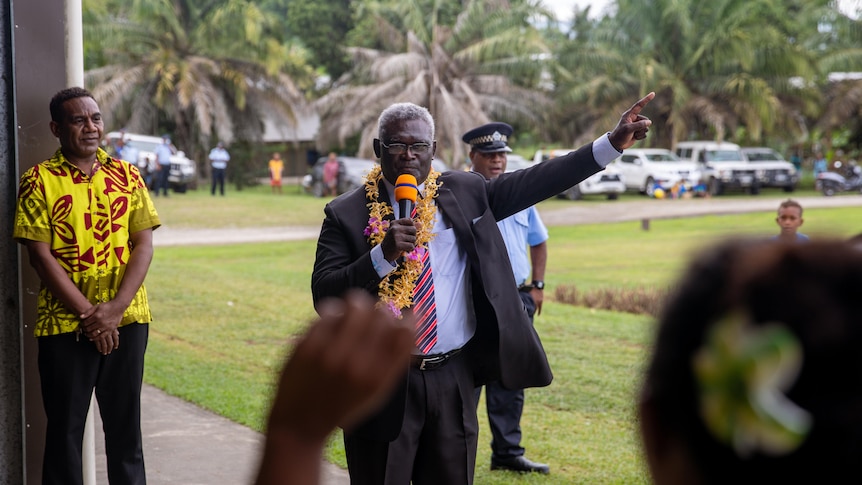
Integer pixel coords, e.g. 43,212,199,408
490,455,550,474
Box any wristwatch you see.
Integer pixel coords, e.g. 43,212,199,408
531,280,545,290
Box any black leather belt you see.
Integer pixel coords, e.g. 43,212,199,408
410,348,462,371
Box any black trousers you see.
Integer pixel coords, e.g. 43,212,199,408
38,323,148,485
344,350,478,485
475,291,536,459
211,168,226,195
154,165,170,196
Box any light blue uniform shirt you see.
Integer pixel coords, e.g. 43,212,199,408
497,206,548,285
209,147,230,169
154,143,173,166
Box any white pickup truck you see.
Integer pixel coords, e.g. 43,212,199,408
105,131,198,193
674,141,758,196
533,148,625,200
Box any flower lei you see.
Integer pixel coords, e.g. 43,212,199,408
692,311,812,457
363,165,441,317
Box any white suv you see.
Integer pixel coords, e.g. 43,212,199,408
675,141,758,196
533,148,625,200
612,148,701,197
741,147,798,192
105,132,198,193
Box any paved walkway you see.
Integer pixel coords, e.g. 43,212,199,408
94,385,350,485
110,193,860,484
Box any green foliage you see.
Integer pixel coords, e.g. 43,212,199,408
84,0,862,160
283,0,354,80
145,240,319,429
548,0,823,148
316,0,554,168
83,0,315,165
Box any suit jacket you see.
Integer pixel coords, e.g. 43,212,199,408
311,144,602,440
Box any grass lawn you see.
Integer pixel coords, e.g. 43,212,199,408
144,183,861,483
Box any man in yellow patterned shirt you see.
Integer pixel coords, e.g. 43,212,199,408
13,87,160,485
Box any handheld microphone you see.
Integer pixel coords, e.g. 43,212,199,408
395,174,419,219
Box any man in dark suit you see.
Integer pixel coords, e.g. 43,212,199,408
311,93,654,484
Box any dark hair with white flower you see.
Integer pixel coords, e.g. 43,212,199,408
640,239,862,484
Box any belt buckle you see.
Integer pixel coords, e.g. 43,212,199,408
414,348,461,370
418,355,440,370
416,354,444,371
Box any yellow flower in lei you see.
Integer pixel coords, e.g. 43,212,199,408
364,165,441,316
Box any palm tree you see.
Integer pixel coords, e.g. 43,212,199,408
83,0,315,170
315,0,554,168
812,6,862,153
551,0,823,149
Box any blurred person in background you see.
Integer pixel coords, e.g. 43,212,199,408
269,152,284,195
323,152,339,197
209,141,230,196
153,134,173,197
773,199,809,243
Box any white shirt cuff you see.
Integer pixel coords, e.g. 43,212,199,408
592,133,622,168
370,244,397,277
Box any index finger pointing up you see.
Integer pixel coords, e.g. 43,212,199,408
629,92,656,116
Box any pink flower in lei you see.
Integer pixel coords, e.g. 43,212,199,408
364,217,390,237
363,165,441,316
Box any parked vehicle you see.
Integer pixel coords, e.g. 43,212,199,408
431,158,451,173
611,148,701,197
504,154,535,172
740,147,798,192
104,131,198,193
818,161,862,196
533,148,625,200
304,156,378,197
674,141,758,196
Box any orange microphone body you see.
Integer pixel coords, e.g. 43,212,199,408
395,174,419,219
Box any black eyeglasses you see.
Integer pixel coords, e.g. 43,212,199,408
380,141,432,155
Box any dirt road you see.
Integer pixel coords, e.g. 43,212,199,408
153,194,862,247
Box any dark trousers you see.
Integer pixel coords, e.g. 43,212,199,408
154,165,170,196
38,323,149,485
344,350,478,485
211,168,225,195
475,291,536,459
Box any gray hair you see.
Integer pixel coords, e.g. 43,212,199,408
377,103,435,141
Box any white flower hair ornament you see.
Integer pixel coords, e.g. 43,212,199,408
692,312,813,458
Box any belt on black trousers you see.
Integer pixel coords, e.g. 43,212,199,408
410,347,462,371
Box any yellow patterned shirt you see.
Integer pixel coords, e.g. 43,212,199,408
13,148,161,337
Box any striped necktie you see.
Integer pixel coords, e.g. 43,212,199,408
413,246,438,354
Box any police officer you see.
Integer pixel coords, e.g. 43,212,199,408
466,122,550,474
